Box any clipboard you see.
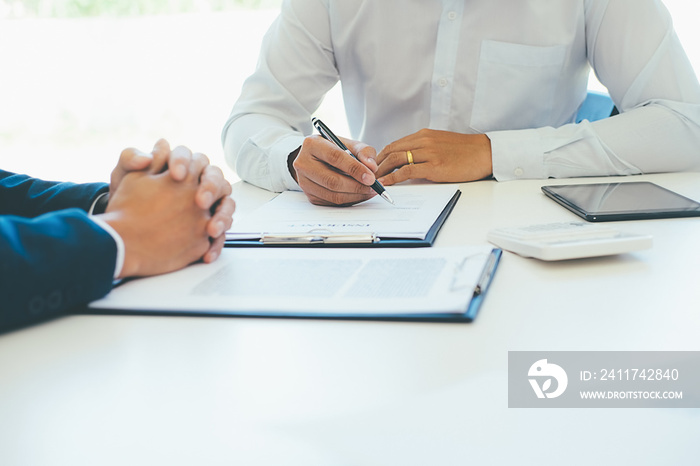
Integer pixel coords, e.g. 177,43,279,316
225,189,461,248
86,247,502,323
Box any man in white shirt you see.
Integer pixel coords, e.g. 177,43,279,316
222,0,700,206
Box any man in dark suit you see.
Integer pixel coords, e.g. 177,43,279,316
1,139,235,333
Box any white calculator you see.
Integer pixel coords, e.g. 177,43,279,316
487,221,653,261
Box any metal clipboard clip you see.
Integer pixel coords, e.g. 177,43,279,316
449,251,497,295
260,230,379,244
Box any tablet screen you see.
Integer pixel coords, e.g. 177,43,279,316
541,182,700,221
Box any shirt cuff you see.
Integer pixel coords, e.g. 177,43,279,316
88,216,125,279
271,134,306,191
88,192,109,214
487,129,546,181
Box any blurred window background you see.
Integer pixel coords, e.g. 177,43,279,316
1,0,698,184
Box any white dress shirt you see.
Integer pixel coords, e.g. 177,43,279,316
222,0,700,192
89,192,125,279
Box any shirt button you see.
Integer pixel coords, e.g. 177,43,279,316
448,11,457,20
514,168,524,177
438,78,448,87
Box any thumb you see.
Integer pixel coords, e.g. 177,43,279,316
111,148,153,195
122,148,153,171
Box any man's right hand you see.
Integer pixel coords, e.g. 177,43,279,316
290,135,379,206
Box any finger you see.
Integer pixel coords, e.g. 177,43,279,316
187,151,210,181
356,150,378,172
376,149,388,166
168,144,195,181
377,129,425,163
110,148,153,195
202,235,226,264
196,165,230,211
150,139,171,174
206,196,235,238
295,141,376,195
311,137,376,186
378,162,430,186
299,176,375,206
299,162,376,199
118,147,153,172
380,134,418,156
343,138,378,172
162,145,196,181
375,150,419,178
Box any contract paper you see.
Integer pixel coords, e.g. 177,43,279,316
226,184,459,241
88,246,495,316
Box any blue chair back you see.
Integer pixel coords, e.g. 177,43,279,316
576,91,617,123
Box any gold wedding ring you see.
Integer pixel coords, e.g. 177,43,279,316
406,150,414,165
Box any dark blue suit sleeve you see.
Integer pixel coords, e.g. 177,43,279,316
1,170,116,333
0,170,108,217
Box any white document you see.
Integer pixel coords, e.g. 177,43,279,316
226,184,459,241
89,246,497,317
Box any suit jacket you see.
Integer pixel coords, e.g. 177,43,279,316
1,169,116,333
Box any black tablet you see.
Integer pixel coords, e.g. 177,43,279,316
541,182,700,222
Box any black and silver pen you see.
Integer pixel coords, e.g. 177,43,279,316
312,117,394,205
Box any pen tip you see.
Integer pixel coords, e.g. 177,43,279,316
381,192,395,205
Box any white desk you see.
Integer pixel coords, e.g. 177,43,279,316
1,173,700,465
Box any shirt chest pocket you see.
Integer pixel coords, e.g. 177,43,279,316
470,40,566,133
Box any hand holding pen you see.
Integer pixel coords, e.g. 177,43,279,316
289,118,392,206
312,118,394,205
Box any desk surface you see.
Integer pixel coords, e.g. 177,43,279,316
2,173,700,466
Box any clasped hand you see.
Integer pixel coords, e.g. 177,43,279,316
102,139,235,278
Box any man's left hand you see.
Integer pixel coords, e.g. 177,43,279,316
375,129,493,185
